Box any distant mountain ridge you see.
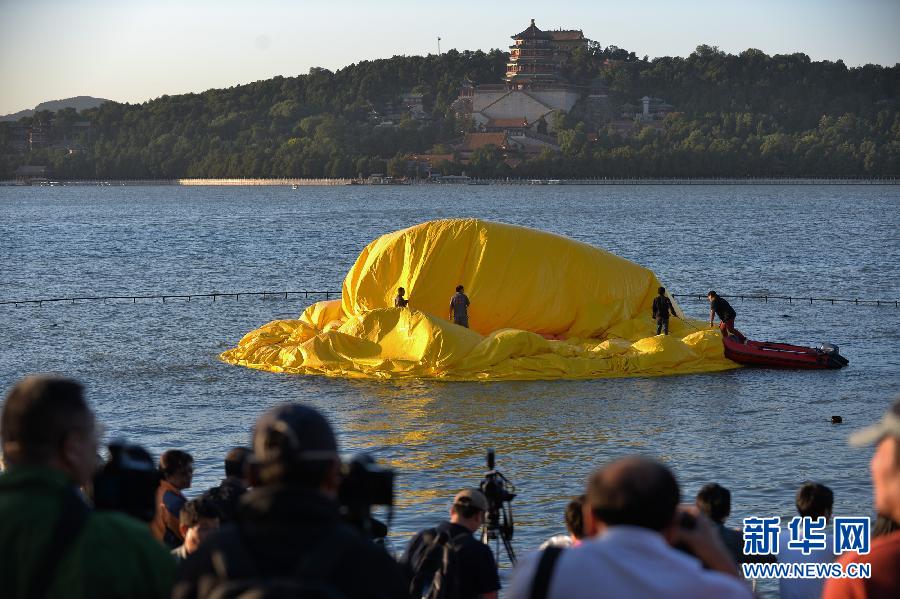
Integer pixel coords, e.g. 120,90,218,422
0,96,112,122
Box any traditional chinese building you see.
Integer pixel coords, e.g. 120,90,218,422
506,19,560,89
548,29,588,55
454,19,588,136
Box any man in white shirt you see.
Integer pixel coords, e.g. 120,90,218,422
509,456,752,599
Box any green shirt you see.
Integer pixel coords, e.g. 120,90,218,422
0,466,175,599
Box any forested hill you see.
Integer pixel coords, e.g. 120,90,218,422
2,44,898,179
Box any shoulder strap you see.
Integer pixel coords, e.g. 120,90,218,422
529,546,564,599
27,485,91,599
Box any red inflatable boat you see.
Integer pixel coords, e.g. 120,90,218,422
721,326,849,370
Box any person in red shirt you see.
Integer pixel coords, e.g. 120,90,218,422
823,398,900,599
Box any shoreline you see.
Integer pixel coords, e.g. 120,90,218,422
2,177,899,187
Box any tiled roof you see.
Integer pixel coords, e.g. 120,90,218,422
458,132,508,151
550,30,585,42
512,19,552,41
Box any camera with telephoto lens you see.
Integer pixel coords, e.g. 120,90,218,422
338,453,395,542
91,440,160,522
479,449,517,564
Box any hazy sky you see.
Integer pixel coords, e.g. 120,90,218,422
1,0,898,115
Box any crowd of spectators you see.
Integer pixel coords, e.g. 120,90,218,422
1,373,898,599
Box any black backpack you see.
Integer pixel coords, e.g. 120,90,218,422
203,526,353,599
408,528,471,599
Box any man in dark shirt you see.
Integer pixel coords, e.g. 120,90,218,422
394,287,409,308
708,291,739,338
449,285,471,328
651,287,678,335
205,446,251,523
402,488,500,599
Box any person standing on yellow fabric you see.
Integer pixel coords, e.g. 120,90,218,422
394,287,409,308
449,284,470,328
652,287,678,335
151,449,193,548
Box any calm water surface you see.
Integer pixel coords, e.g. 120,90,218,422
1,184,898,575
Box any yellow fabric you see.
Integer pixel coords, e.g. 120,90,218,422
221,219,740,380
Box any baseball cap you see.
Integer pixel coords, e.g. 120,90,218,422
253,404,339,464
453,488,489,512
849,399,900,447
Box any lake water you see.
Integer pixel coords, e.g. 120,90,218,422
1,184,898,579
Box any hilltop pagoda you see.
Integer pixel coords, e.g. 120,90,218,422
506,19,562,89
450,19,591,137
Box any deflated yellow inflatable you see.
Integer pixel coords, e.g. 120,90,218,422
221,219,739,379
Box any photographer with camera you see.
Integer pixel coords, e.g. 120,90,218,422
173,403,405,599
508,457,750,599
0,375,175,599
402,488,501,599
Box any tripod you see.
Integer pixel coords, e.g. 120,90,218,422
479,450,517,565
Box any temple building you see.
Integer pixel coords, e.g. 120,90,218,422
455,19,589,136
506,19,561,89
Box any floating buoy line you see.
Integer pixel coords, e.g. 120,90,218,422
0,291,896,308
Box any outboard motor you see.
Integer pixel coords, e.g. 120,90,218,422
818,342,840,355
817,342,850,367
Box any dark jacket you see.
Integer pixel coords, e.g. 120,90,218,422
710,296,737,321
652,296,676,320
173,484,406,599
205,477,247,523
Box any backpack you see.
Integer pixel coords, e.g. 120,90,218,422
203,525,352,599
408,528,471,599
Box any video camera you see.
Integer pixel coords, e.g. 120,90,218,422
91,440,160,522
338,453,395,542
479,449,517,564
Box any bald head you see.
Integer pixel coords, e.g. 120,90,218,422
587,456,680,532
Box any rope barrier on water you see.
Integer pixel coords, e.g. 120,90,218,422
0,291,336,307
671,293,898,307
0,291,897,308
